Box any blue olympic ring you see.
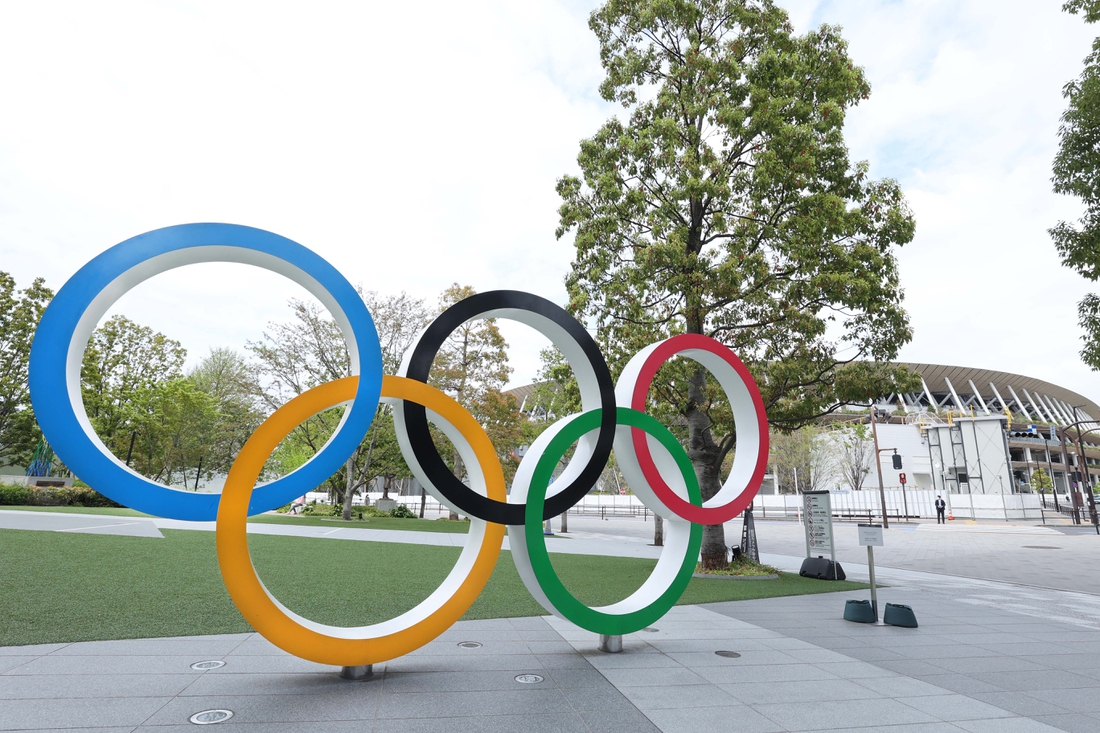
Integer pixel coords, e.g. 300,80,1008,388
28,223,384,521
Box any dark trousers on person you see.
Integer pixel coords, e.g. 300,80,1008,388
936,508,945,524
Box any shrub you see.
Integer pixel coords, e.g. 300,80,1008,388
0,482,30,506
0,483,122,508
389,504,417,519
302,502,337,517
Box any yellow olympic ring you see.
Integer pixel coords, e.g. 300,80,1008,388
216,375,506,666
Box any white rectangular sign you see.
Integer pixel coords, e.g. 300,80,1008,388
858,524,884,547
803,491,834,558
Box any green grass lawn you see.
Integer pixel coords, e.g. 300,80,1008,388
0,505,153,517
0,527,867,647
0,505,475,533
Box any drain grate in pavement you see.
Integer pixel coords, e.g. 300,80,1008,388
457,641,483,649
189,709,233,725
641,627,659,632
1022,545,1062,550
715,651,741,658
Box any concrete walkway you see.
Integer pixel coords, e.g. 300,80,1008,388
5,510,1100,731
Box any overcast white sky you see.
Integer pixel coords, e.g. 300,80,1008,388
1,1,1097,406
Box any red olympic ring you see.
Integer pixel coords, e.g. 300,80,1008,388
626,334,769,525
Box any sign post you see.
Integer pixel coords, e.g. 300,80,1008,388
858,524,884,621
803,490,835,566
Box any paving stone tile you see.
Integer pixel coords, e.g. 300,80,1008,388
205,655,333,675
5,655,205,676
579,708,662,733
898,693,1015,721
719,678,881,705
376,689,573,718
0,673,192,699
929,656,1047,674
954,719,1067,733
182,672,384,697
970,692,1072,717
750,697,939,730
912,674,1007,695
144,693,380,725
0,656,38,674
852,675,955,698
619,683,738,711
0,696,170,730
599,666,709,688
875,659,961,676
695,662,839,685
814,660,903,679
380,670,538,694
0,643,69,656
371,713,591,733
583,652,683,670
643,703,785,733
50,638,242,657
1030,713,1100,733
971,669,1098,691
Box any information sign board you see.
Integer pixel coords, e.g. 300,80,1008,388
858,524,884,547
803,490,834,562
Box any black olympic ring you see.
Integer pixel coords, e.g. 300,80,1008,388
398,290,616,524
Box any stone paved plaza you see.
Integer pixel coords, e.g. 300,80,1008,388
4,511,1100,732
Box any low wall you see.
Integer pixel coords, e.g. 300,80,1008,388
0,474,74,488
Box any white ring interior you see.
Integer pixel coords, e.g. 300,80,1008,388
65,247,361,489
394,307,603,515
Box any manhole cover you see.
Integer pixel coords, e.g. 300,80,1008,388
641,627,659,633
189,709,233,725
515,674,544,684
715,651,741,658
1022,546,1062,550
190,660,226,671
457,641,483,649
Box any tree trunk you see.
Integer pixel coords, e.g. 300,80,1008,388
449,449,463,521
419,486,426,518
686,368,728,569
341,452,356,521
560,509,568,533
653,513,664,546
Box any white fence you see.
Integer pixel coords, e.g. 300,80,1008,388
749,489,1043,522
301,488,1044,522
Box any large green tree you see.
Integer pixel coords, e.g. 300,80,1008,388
556,0,917,567
1053,0,1100,368
0,273,52,469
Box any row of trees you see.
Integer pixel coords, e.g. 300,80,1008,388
0,274,533,521
769,422,875,494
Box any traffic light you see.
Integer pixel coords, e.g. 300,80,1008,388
892,454,903,470
899,472,907,485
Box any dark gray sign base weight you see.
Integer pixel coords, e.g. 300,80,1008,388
799,556,845,580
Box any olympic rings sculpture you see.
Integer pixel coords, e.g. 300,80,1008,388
28,223,769,667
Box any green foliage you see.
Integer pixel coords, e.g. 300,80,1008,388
388,503,417,518
0,482,29,505
0,482,121,507
1053,1,1100,368
301,502,337,517
555,0,917,564
250,291,432,519
0,273,53,469
1031,466,1055,493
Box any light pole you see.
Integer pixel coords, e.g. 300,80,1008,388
868,406,895,529
1069,406,1100,535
